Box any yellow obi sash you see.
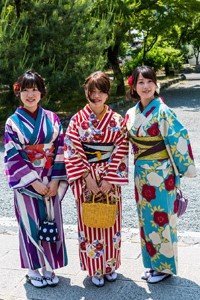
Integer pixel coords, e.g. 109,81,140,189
129,135,169,161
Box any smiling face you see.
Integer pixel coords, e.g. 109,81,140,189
20,86,41,112
84,71,110,114
86,87,108,110
135,73,157,103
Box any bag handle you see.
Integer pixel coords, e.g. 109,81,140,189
91,193,109,204
44,197,54,221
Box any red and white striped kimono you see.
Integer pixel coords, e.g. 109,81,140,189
64,104,128,277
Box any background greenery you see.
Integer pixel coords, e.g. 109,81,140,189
0,0,200,120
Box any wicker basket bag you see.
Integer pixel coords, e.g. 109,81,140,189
82,194,118,228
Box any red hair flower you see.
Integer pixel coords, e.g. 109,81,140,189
13,82,21,95
128,75,134,87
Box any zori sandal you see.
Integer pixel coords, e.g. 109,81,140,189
26,274,47,288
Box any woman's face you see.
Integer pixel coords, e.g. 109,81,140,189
87,87,108,109
135,73,157,102
20,86,41,112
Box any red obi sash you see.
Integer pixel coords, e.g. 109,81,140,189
24,144,55,169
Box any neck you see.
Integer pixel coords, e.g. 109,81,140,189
140,97,154,109
89,104,106,116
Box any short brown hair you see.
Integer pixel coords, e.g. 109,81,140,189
84,71,110,101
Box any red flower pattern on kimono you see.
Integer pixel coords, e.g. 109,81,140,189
118,162,127,172
153,211,169,226
109,119,117,127
147,122,160,136
140,227,145,240
91,119,99,128
146,241,157,257
164,174,175,191
142,184,156,201
80,242,87,251
81,121,89,130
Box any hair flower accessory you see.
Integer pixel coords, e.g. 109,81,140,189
13,82,21,95
128,75,134,87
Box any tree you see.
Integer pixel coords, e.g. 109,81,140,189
0,0,107,111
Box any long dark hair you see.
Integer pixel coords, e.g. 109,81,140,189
13,70,46,98
130,66,159,100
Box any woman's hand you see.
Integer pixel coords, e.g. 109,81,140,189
85,174,100,194
46,180,59,197
31,180,49,195
99,180,112,194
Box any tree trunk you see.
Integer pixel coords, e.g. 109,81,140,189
14,0,21,18
107,45,125,96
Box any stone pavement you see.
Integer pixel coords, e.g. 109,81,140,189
0,225,200,300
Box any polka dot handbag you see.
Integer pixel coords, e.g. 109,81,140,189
38,197,59,243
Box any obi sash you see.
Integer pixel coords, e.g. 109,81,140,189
82,142,114,163
23,143,55,169
129,135,169,162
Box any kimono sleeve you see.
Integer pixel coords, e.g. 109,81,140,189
51,115,67,180
158,106,196,178
4,119,40,189
102,117,129,185
64,116,90,183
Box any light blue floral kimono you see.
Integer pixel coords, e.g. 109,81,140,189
126,97,196,275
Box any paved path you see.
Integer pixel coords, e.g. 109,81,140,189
0,227,200,300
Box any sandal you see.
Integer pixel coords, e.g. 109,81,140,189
147,271,172,284
141,269,154,280
43,272,59,287
91,276,105,287
105,272,118,282
26,274,47,288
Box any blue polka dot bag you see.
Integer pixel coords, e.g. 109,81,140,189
38,197,59,243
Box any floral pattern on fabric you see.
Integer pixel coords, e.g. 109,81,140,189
126,97,196,275
86,239,104,259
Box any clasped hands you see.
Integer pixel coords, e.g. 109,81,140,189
84,173,112,194
31,179,59,198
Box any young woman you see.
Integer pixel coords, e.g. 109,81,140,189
4,70,68,288
126,66,196,283
64,71,128,287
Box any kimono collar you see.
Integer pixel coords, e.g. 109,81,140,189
20,106,39,120
85,103,109,119
137,97,160,116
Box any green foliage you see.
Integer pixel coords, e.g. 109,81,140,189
0,0,200,119
0,0,107,111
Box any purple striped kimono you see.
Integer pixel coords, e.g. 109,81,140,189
4,106,68,271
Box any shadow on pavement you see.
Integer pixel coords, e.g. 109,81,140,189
23,273,200,300
147,275,200,300
23,274,149,300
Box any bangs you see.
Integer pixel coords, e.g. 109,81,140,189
86,78,110,94
20,77,38,90
136,67,157,85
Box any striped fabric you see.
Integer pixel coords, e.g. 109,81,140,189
4,106,68,270
64,104,129,277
